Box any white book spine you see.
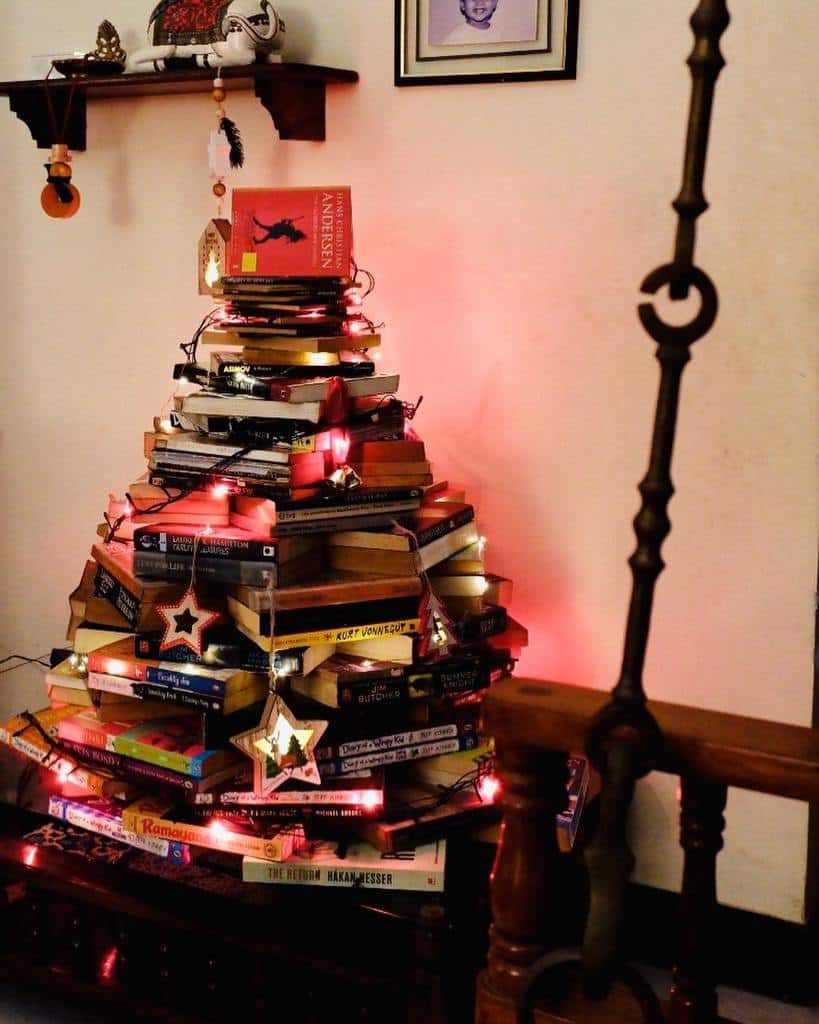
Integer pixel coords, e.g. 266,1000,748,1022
335,723,458,759
87,672,138,696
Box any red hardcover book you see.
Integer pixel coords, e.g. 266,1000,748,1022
229,188,353,279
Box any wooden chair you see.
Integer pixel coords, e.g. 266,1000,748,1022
475,2,818,1021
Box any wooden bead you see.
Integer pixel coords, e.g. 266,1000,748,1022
41,183,81,218
212,88,226,102
49,161,72,179
212,182,227,198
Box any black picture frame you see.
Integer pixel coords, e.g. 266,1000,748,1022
395,0,579,87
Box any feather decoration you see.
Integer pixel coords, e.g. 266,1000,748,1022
219,116,244,169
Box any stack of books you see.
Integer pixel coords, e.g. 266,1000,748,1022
3,187,588,894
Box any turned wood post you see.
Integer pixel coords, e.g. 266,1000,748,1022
486,744,569,996
668,776,727,1023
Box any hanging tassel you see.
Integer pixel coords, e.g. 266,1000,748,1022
219,115,244,169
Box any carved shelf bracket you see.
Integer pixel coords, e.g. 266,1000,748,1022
0,63,357,151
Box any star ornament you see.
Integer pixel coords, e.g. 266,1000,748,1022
155,588,222,657
231,693,328,797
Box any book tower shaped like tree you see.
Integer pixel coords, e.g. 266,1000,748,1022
2,187,590,889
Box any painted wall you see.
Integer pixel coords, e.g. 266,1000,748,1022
0,1,816,922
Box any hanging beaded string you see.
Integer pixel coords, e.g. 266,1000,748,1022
210,74,244,210
40,67,81,218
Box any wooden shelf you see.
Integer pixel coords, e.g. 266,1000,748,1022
0,62,358,151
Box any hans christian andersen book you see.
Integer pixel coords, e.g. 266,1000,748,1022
229,187,353,278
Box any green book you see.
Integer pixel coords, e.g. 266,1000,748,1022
112,718,238,779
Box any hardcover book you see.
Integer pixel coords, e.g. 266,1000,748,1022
229,187,353,279
242,838,446,892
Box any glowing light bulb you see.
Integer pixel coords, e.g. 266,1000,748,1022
361,790,382,811
210,483,229,499
209,820,230,837
23,845,38,867
331,429,351,466
478,775,501,803
202,524,213,536
371,350,382,362
123,499,133,518
159,418,173,433
478,536,488,557
204,250,221,288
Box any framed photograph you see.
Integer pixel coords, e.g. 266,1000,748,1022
395,0,579,86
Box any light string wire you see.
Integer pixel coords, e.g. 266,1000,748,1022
0,654,51,673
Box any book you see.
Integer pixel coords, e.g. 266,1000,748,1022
133,630,333,677
405,649,513,699
316,716,480,763
229,187,353,278
111,719,240,779
194,772,384,807
122,797,304,862
326,505,474,553
45,656,90,692
227,594,421,640
133,551,298,588
272,488,423,526
132,525,318,564
71,624,134,654
318,733,480,777
340,633,417,664
230,572,424,613
289,654,406,709
87,672,267,716
348,440,426,462
360,785,500,854
210,372,398,404
0,708,134,799
242,839,446,892
175,391,323,424
212,356,377,379
327,521,479,576
88,637,267,698
92,542,186,606
58,738,251,797
48,794,193,865
234,616,421,654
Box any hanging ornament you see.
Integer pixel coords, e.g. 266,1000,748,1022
41,143,81,218
230,580,327,795
40,63,82,219
154,532,221,656
233,692,328,795
155,588,222,657
208,75,244,212
417,585,458,660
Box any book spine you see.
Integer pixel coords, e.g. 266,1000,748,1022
319,720,475,761
455,605,508,641
241,855,444,892
93,565,142,629
407,660,491,697
133,531,280,563
198,787,382,807
145,666,230,697
122,810,301,862
415,507,475,547
193,804,368,824
214,361,375,380
48,796,191,864
274,488,422,514
270,617,421,651
271,512,413,537
6,734,108,796
112,738,202,778
132,682,223,713
335,677,409,710
134,552,278,587
319,734,479,777
133,636,290,673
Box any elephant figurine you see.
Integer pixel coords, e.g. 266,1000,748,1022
127,0,285,71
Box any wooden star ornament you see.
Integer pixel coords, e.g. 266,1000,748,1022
231,693,328,796
155,588,222,657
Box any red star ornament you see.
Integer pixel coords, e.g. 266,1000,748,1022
155,588,221,657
